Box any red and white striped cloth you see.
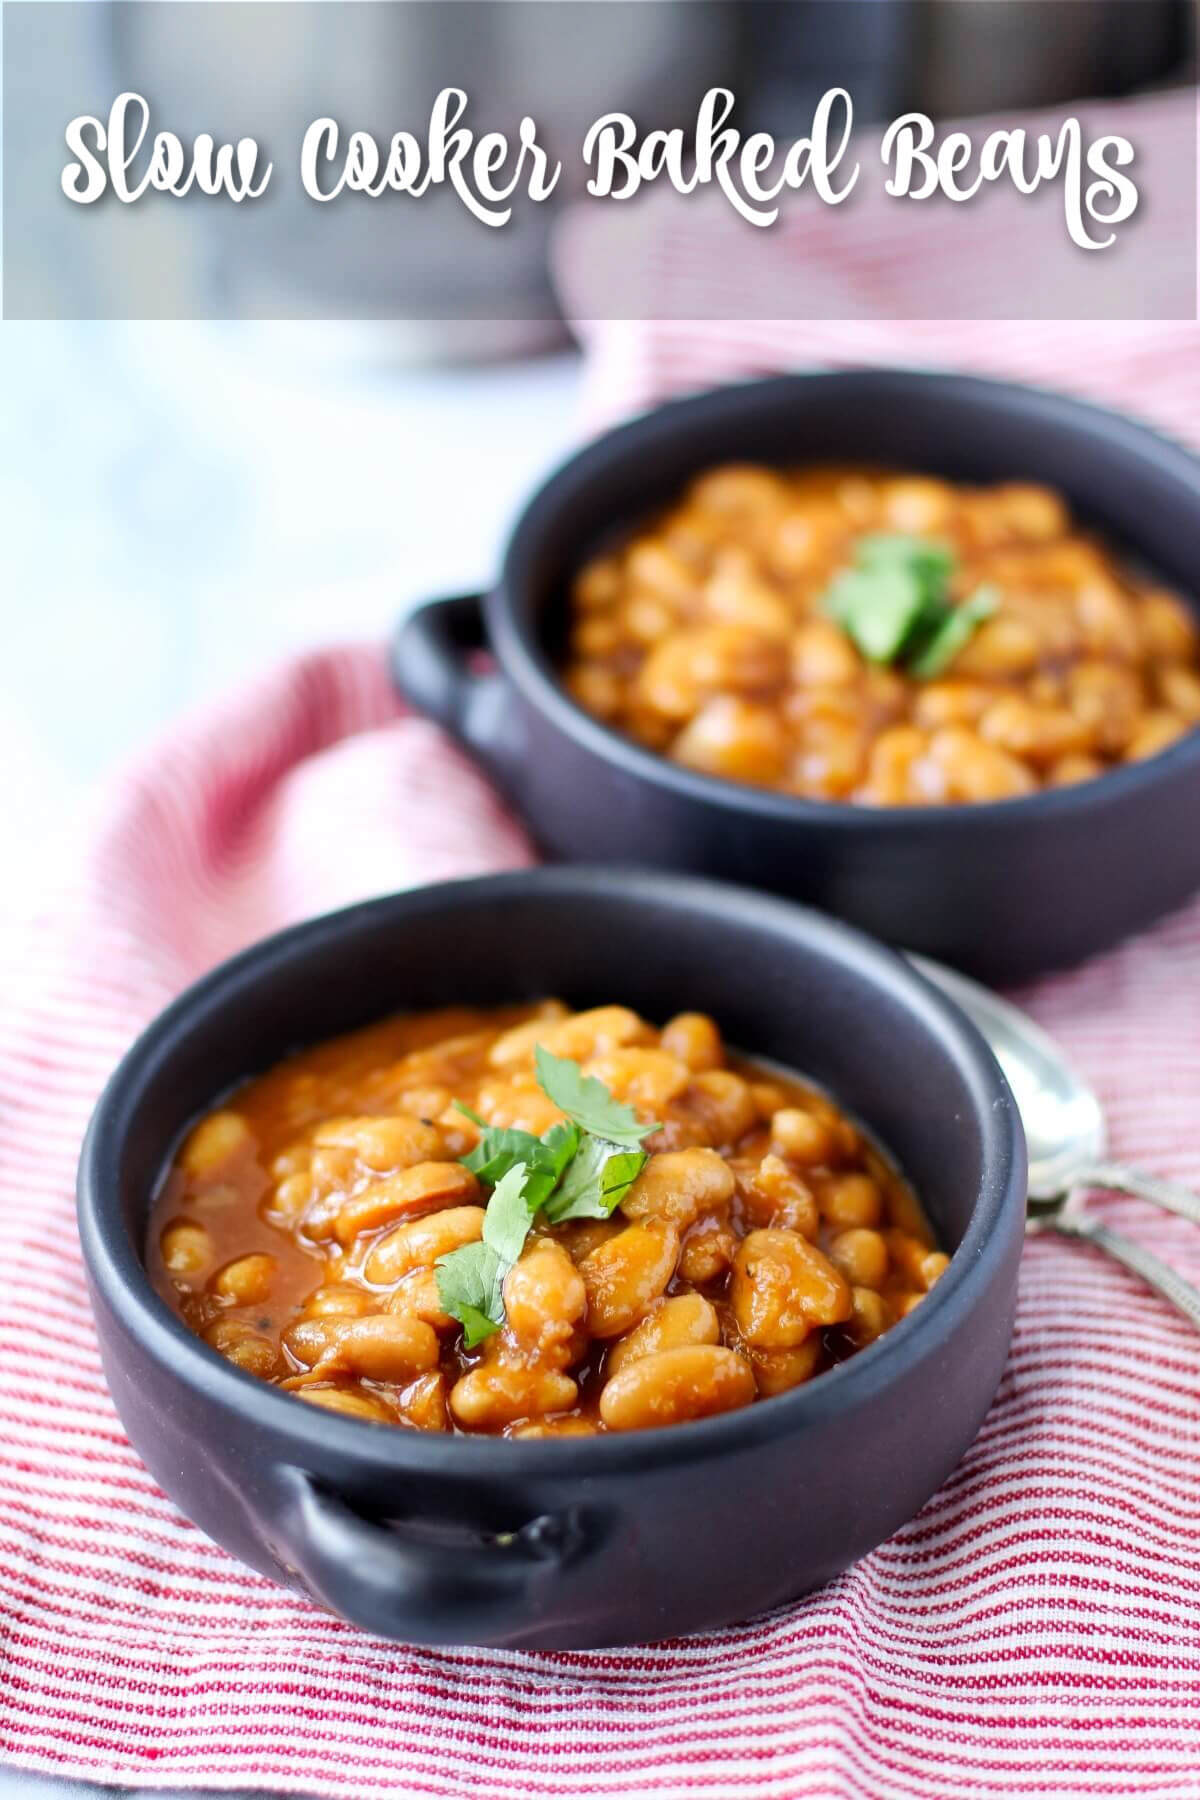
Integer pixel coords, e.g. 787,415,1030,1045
558,85,1198,331
4,547,1200,1800
5,163,1200,1800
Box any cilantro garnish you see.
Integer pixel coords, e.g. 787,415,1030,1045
544,1136,648,1223
533,1046,658,1148
905,585,999,680
859,533,955,589
434,1240,505,1347
459,1106,579,1199
434,1048,657,1344
479,1163,542,1266
821,533,996,678
824,563,925,663
435,1163,541,1345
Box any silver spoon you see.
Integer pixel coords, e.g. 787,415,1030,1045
911,955,1200,1329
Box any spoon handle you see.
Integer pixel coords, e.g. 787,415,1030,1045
1044,1214,1200,1331
1072,1161,1200,1228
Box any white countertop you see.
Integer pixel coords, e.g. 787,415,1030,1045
1,323,584,851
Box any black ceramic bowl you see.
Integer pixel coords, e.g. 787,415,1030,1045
392,371,1200,982
78,869,1025,1650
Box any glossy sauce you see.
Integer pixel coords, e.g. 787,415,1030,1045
149,1001,943,1436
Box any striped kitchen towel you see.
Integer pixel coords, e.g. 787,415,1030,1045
3,114,1200,1800
556,85,1198,427
2,645,1199,1798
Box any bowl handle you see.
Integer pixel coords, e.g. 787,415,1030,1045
276,1466,602,1644
391,592,511,755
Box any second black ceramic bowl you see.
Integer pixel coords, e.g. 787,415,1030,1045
393,371,1200,981
78,869,1025,1649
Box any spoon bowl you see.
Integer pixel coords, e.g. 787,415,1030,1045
909,958,1106,1201
912,955,1200,1328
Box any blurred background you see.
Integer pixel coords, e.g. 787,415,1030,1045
1,0,1197,871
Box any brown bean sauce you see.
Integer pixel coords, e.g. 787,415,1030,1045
149,1000,942,1436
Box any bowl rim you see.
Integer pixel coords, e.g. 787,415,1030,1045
78,866,1026,1479
491,366,1200,830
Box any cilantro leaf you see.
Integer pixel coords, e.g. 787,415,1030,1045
480,1164,538,1265
435,1241,504,1347
906,585,999,680
439,1055,657,1346
544,1136,648,1223
823,563,926,664
455,1301,502,1348
821,534,995,679
857,533,954,589
436,1129,581,1345
460,1111,579,1197
533,1046,658,1147
460,1113,545,1184
520,1119,580,1211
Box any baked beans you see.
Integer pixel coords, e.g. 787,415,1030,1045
150,1001,941,1436
563,465,1199,803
